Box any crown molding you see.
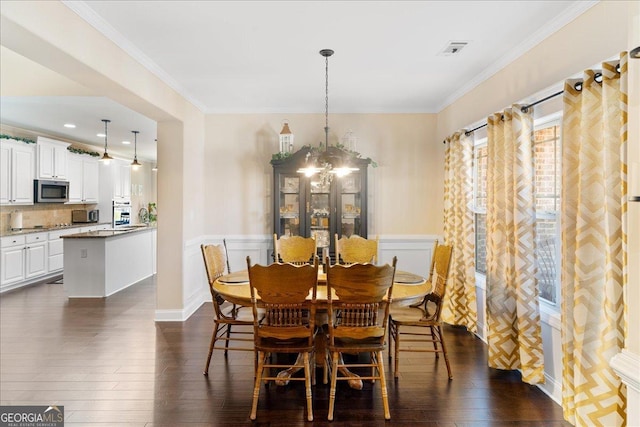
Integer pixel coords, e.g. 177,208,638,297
436,0,600,112
61,0,207,113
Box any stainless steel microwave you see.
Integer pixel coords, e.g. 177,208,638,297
34,179,69,203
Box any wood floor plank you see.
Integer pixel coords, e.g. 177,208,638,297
0,276,570,425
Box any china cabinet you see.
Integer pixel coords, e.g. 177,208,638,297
271,146,370,256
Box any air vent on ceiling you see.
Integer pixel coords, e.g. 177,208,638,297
438,41,469,56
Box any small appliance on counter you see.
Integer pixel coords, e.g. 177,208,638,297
112,201,132,228
72,209,99,224
10,210,23,231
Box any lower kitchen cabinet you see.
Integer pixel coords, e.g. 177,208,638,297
25,233,47,278
1,236,26,286
1,224,112,293
0,232,47,289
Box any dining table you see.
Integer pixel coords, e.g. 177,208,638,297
212,268,429,388
213,269,429,307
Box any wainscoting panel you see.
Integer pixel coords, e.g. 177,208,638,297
378,235,439,278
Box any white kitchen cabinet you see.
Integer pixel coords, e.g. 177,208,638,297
0,232,47,289
25,233,47,278
48,227,81,273
114,162,131,200
67,153,99,203
37,137,70,180
1,236,26,286
0,139,35,205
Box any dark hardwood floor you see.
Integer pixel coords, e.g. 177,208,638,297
0,276,569,426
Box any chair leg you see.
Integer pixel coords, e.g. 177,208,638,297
394,324,401,378
224,324,232,355
430,325,439,358
250,351,266,420
388,321,393,361
203,321,220,375
328,351,339,421
437,325,453,380
303,352,313,421
376,350,391,420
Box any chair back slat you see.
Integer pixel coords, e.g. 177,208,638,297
201,244,229,314
326,258,396,342
247,256,319,345
335,234,378,264
274,234,316,264
429,243,453,299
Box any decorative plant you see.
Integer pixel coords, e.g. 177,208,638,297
0,134,36,144
271,142,377,167
271,151,292,162
148,202,157,223
67,146,100,157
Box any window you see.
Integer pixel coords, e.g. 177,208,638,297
473,117,561,305
533,119,561,304
473,141,487,275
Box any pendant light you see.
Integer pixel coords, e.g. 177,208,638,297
296,49,358,184
131,130,141,170
100,119,114,164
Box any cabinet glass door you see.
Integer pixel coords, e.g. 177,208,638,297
278,176,301,237
339,174,362,237
309,180,331,249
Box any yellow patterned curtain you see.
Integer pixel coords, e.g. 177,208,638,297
486,107,545,385
561,52,627,427
442,131,477,333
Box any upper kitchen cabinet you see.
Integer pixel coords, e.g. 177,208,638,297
37,137,70,180
271,146,370,255
67,153,99,204
0,138,35,205
114,161,131,200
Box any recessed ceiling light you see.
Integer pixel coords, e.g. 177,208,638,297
122,140,131,145
97,133,106,138
64,123,76,128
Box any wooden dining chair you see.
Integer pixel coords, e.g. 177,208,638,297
201,244,255,376
273,233,316,264
334,234,378,265
246,256,319,422
325,257,397,421
388,241,454,379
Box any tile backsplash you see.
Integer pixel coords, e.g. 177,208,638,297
0,204,98,231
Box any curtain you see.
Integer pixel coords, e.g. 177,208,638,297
442,131,477,333
561,52,627,427
486,106,545,384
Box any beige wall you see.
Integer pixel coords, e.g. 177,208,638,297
437,1,631,139
204,113,439,236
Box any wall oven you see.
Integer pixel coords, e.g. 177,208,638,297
112,200,132,228
34,179,69,203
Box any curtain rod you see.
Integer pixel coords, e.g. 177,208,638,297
442,66,619,144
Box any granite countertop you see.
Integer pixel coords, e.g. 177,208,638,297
62,224,155,239
1,223,112,238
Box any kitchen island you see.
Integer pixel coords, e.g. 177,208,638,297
62,225,156,298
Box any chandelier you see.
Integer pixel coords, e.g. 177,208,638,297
297,49,358,185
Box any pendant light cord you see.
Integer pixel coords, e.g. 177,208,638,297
324,53,329,151
103,119,110,153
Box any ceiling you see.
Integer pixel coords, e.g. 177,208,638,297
0,1,597,161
